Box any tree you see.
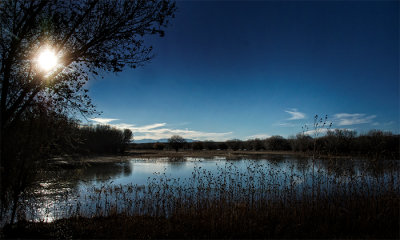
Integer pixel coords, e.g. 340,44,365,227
0,0,176,223
77,124,132,154
226,139,242,151
168,135,186,152
266,135,291,151
192,141,203,151
153,142,165,150
246,138,265,151
0,0,175,127
122,129,133,153
203,140,218,150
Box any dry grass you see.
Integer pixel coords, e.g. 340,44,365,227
3,158,399,239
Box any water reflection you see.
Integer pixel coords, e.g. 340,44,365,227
27,155,399,223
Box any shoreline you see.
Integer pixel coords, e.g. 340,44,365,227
127,149,302,158
48,149,393,169
4,151,398,239
49,150,301,169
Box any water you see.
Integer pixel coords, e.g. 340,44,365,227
21,155,400,223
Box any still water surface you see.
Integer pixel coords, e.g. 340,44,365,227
28,155,399,222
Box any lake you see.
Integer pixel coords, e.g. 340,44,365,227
24,154,399,223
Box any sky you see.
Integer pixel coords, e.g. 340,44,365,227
85,0,399,141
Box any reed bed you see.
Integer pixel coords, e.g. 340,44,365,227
4,159,400,239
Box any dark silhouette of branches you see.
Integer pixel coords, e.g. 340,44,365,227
168,135,186,152
0,0,175,223
78,125,132,155
134,131,399,159
0,0,176,127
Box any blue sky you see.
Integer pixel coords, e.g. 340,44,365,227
85,0,399,141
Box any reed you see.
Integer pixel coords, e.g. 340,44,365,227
4,159,399,239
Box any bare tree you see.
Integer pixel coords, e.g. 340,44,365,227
0,0,175,127
0,0,176,223
168,135,186,152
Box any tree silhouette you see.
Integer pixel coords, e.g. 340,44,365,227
168,135,186,152
0,0,175,128
0,0,176,223
122,128,133,152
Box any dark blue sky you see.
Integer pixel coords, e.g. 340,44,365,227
87,0,399,141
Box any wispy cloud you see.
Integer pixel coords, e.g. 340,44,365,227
246,134,271,140
334,113,376,126
131,123,167,131
285,109,306,120
91,120,233,141
303,128,354,136
90,118,119,124
275,122,298,127
303,128,332,136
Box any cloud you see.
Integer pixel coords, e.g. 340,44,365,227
333,113,376,126
246,134,271,140
130,123,167,131
135,129,233,141
275,122,298,127
133,127,233,141
90,118,119,124
303,128,354,136
303,128,330,136
93,120,233,141
285,109,306,120
112,123,135,129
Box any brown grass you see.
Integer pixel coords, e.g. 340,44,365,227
4,194,398,239
3,157,399,239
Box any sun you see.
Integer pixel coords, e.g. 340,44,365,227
37,47,58,72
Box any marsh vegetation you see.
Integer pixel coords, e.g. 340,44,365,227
3,156,399,239
0,1,398,239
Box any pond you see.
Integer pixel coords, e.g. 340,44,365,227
22,155,400,223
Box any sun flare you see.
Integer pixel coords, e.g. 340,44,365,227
37,47,58,72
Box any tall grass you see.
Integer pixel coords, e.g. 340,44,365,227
5,158,400,239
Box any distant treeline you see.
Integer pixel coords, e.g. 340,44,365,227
132,129,399,159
